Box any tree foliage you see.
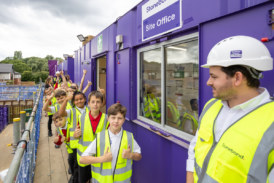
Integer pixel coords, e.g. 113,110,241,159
1,52,59,82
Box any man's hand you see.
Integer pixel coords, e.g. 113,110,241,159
103,147,112,162
122,145,132,159
74,124,81,138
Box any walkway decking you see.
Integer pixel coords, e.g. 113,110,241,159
33,112,70,183
0,112,70,183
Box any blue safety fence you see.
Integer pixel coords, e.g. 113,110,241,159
0,106,9,132
15,87,44,183
0,85,39,101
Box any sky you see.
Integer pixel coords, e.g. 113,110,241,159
0,0,142,61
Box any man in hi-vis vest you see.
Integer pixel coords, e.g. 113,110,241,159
186,36,274,183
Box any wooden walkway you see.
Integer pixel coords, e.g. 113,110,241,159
0,112,70,183
33,112,70,183
0,124,15,183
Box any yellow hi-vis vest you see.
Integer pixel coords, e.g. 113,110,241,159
92,130,134,183
77,108,109,167
194,99,274,183
57,126,73,154
48,97,56,116
69,106,88,149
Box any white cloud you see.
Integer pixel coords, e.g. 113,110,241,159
0,0,142,60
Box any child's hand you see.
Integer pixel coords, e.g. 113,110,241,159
46,93,54,100
122,145,132,159
74,124,81,138
67,92,73,100
61,136,66,142
98,87,105,94
87,80,92,86
54,136,59,143
60,71,64,75
83,69,87,75
103,147,112,162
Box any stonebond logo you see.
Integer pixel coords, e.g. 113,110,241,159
222,143,245,160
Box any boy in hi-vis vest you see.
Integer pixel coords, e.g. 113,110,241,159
80,103,142,183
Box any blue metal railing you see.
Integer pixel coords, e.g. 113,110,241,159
4,84,44,183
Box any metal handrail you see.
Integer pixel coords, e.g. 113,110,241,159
4,84,42,183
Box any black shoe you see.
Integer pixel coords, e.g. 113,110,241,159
55,145,60,148
48,131,52,137
68,167,72,174
68,176,73,183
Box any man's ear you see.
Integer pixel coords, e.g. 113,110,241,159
234,71,244,87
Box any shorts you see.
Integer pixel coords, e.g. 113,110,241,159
78,165,91,183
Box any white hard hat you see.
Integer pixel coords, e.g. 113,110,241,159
202,35,273,71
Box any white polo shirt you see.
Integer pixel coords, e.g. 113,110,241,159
82,128,141,174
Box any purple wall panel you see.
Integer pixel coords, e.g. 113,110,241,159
116,11,136,48
199,2,274,108
67,57,74,82
105,25,116,108
115,49,131,119
123,120,188,183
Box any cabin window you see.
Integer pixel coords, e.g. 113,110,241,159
138,33,199,139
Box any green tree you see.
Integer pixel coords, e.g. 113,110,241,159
21,71,34,81
14,51,22,60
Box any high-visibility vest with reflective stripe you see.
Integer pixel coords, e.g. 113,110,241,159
47,97,56,116
92,130,133,183
167,101,180,123
77,108,109,167
69,106,88,149
57,127,73,154
194,99,274,183
143,95,161,122
67,101,73,110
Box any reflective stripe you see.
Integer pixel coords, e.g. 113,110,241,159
72,108,77,131
247,122,274,182
92,166,112,175
100,130,105,156
116,177,131,183
56,127,61,135
77,149,82,156
194,159,202,178
91,177,132,183
82,141,92,146
92,178,99,183
70,137,77,140
198,99,218,129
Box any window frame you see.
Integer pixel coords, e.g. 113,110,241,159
137,32,199,141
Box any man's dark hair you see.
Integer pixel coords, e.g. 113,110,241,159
221,65,260,88
107,103,127,118
88,91,103,102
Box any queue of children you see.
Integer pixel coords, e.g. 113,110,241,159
43,70,142,183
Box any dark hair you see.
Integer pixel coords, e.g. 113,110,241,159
88,91,104,102
55,89,67,98
221,65,260,88
65,74,70,81
72,91,87,107
52,112,63,121
45,84,51,89
107,103,127,118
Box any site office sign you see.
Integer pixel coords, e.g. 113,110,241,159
142,0,182,42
